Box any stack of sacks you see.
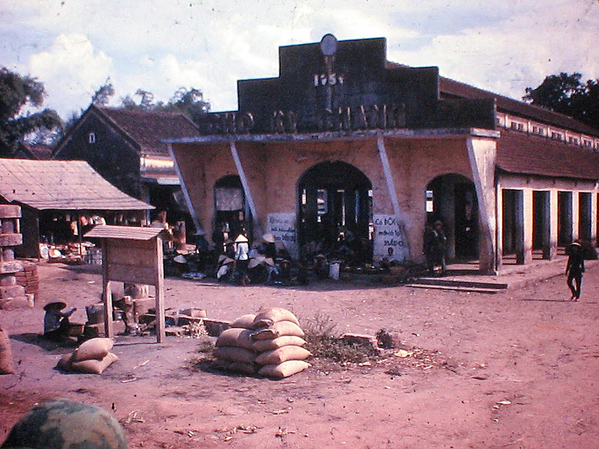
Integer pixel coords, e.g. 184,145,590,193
56,337,118,374
213,314,258,375
214,308,311,378
251,308,311,379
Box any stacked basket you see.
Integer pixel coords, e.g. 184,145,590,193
214,307,311,378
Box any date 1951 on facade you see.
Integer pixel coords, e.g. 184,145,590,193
313,73,345,87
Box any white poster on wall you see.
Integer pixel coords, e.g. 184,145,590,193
266,213,298,259
373,214,409,262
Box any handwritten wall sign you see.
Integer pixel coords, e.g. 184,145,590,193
266,213,298,259
372,214,409,262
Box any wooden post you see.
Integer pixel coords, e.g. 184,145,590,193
101,239,114,338
154,237,165,343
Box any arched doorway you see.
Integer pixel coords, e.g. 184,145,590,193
298,161,373,262
426,174,478,261
213,175,251,243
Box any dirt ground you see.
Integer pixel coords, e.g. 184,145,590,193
1,260,599,449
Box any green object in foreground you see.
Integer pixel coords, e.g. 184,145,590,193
2,399,128,449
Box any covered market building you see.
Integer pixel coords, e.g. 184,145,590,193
167,35,599,274
0,158,153,258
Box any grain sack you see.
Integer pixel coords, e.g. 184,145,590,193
70,352,119,374
253,336,307,352
258,360,311,379
251,321,305,341
56,353,74,371
212,359,257,375
0,327,15,374
251,307,300,329
255,346,311,366
216,328,255,351
213,346,256,364
230,314,256,329
71,338,114,362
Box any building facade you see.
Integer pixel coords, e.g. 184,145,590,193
168,35,599,273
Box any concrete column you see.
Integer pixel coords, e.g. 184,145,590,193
522,189,534,264
466,137,498,274
572,191,580,242
592,191,598,247
539,191,552,260
496,184,504,269
549,189,559,259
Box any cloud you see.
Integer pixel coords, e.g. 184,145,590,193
2,0,597,119
27,33,113,117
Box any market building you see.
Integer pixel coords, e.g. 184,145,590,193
167,35,599,274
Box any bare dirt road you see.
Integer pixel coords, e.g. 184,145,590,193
1,261,599,449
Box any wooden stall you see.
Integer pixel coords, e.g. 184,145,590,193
84,225,166,342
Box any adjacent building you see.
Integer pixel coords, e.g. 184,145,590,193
167,35,599,273
53,105,201,227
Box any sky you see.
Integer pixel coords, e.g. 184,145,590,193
2,0,599,120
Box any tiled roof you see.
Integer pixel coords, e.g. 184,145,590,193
385,61,599,138
0,158,153,210
97,106,201,157
439,77,599,137
497,128,599,180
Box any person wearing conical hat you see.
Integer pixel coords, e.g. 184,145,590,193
43,301,77,341
234,233,251,286
566,241,585,300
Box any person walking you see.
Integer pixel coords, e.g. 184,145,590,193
566,241,585,300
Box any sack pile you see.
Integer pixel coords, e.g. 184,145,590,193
0,327,15,374
56,337,118,374
214,308,311,378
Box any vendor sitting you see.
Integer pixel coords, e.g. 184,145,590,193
43,301,78,341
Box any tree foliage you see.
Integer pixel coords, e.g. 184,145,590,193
524,72,599,130
119,87,210,124
0,67,62,157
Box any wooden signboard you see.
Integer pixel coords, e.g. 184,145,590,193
84,225,166,342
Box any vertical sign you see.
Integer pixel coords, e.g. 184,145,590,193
373,214,409,262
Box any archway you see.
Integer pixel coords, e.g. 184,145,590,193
213,175,251,244
298,161,373,263
426,174,478,261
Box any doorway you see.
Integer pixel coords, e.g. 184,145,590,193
298,161,373,262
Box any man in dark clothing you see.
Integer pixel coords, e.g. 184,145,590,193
566,241,585,300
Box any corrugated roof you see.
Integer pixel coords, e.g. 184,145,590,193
97,106,201,157
497,128,599,180
0,158,153,210
84,225,164,240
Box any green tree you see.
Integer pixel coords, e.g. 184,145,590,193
0,67,62,157
161,87,210,123
119,86,210,125
91,79,115,106
524,72,599,129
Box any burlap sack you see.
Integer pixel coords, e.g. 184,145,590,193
56,353,74,371
212,359,257,375
213,346,256,364
258,360,311,379
251,321,305,341
255,346,311,366
252,307,299,329
216,328,255,351
230,314,257,329
0,327,15,374
70,352,119,374
253,336,306,353
72,338,114,362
